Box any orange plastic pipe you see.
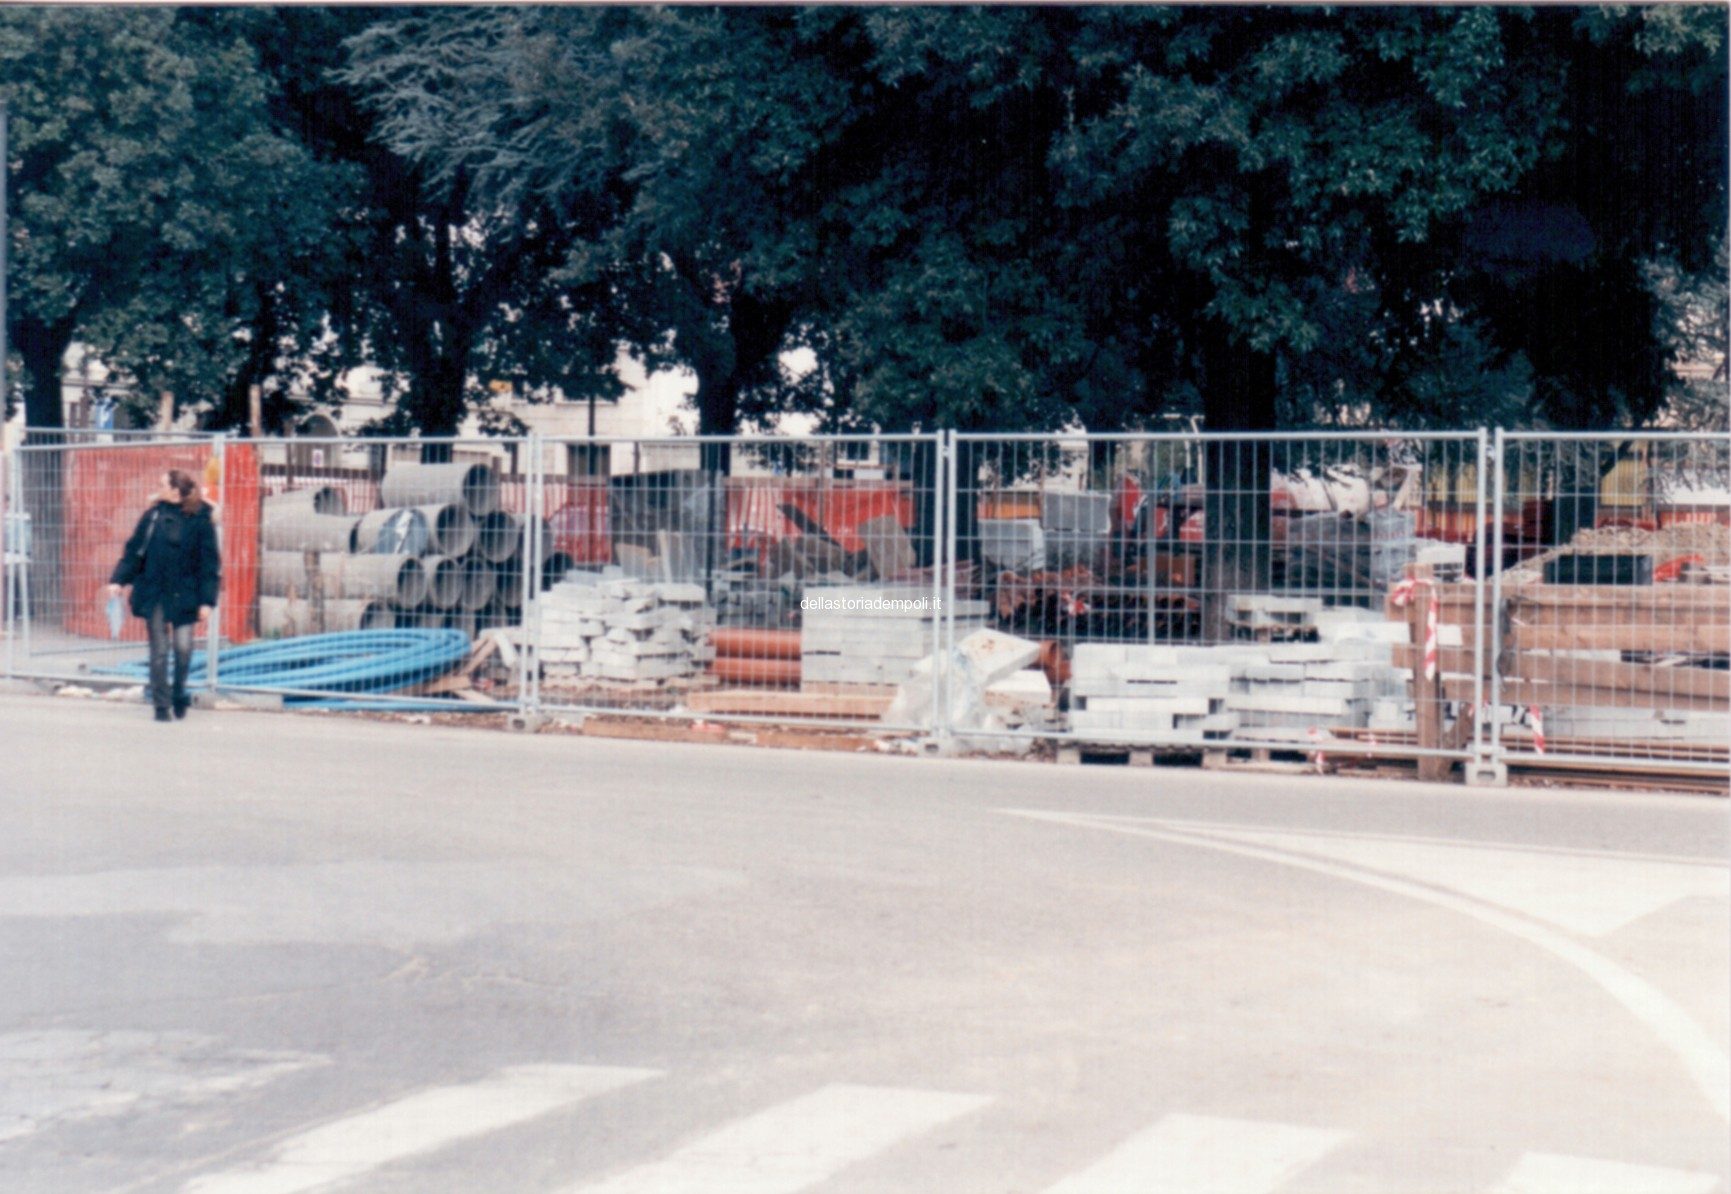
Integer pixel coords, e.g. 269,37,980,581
710,656,802,686
712,627,803,660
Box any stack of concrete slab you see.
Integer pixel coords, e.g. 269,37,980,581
978,520,1045,574
537,572,715,685
1227,594,1325,637
1539,706,1728,744
1069,644,1250,744
800,585,989,687
1041,491,1110,571
1068,616,1412,745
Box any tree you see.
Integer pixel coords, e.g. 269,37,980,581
345,7,837,448
353,7,1726,443
292,7,624,449
0,7,334,435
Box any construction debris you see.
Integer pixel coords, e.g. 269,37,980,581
538,574,716,685
800,585,988,687
1069,613,1412,746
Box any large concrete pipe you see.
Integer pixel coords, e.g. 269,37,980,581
493,562,524,610
324,554,429,608
263,484,347,512
262,508,359,553
414,503,476,558
379,461,500,518
475,511,521,564
475,512,552,566
261,552,426,607
263,486,347,516
354,507,429,555
258,595,393,637
398,606,448,630
459,557,495,611
541,552,575,588
260,550,319,598
422,555,464,609
448,609,479,639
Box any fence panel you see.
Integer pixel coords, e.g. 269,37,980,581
3,437,258,684
242,436,530,709
1489,432,1731,782
951,431,1487,768
531,434,946,732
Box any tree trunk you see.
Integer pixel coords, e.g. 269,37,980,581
16,321,73,634
1199,327,1277,643
413,349,467,463
17,318,71,439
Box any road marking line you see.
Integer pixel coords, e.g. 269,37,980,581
181,1064,659,1194
1002,809,1731,1124
1489,1151,1724,1193
562,1083,990,1194
1041,1113,1349,1194
1090,816,1731,871
1128,822,1726,937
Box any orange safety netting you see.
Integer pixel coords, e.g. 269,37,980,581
63,444,259,645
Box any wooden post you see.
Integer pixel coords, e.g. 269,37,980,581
1405,561,1449,781
248,384,263,439
158,390,175,432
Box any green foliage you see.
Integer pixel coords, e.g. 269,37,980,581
6,5,1725,439
0,8,340,428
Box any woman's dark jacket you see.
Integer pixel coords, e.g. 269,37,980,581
110,500,222,626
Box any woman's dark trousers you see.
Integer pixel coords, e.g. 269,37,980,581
146,605,194,714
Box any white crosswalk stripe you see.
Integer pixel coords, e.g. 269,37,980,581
1488,1152,1724,1194
179,1063,660,1194
559,1082,991,1194
1040,1113,1351,1194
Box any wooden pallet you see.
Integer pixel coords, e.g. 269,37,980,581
573,715,881,755
685,688,893,720
1054,744,1188,767
1201,746,1316,775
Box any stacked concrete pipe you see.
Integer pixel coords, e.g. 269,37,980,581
353,507,430,556
542,552,575,588
379,461,501,518
262,498,360,553
476,511,520,564
264,485,347,515
259,595,394,636
459,557,496,611
260,551,429,608
422,555,465,609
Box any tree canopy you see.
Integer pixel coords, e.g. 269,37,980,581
4,6,1725,436
0,7,341,434
351,5,1728,434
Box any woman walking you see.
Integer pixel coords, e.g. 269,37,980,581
108,470,222,722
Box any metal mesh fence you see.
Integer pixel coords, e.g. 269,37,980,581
3,426,1726,784
1488,432,1731,780
246,437,532,707
4,438,243,682
530,435,946,732
951,432,1486,769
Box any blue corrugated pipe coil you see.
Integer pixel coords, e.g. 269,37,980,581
101,629,487,711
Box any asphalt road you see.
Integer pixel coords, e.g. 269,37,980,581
2,691,1727,1194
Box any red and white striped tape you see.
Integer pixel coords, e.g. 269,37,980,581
1527,706,1546,754
1306,726,1329,773
1388,576,1439,681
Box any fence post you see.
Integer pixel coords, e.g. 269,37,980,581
521,432,542,718
935,430,956,743
1,444,10,680
1468,428,1493,780
206,433,225,696
1476,428,1510,785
